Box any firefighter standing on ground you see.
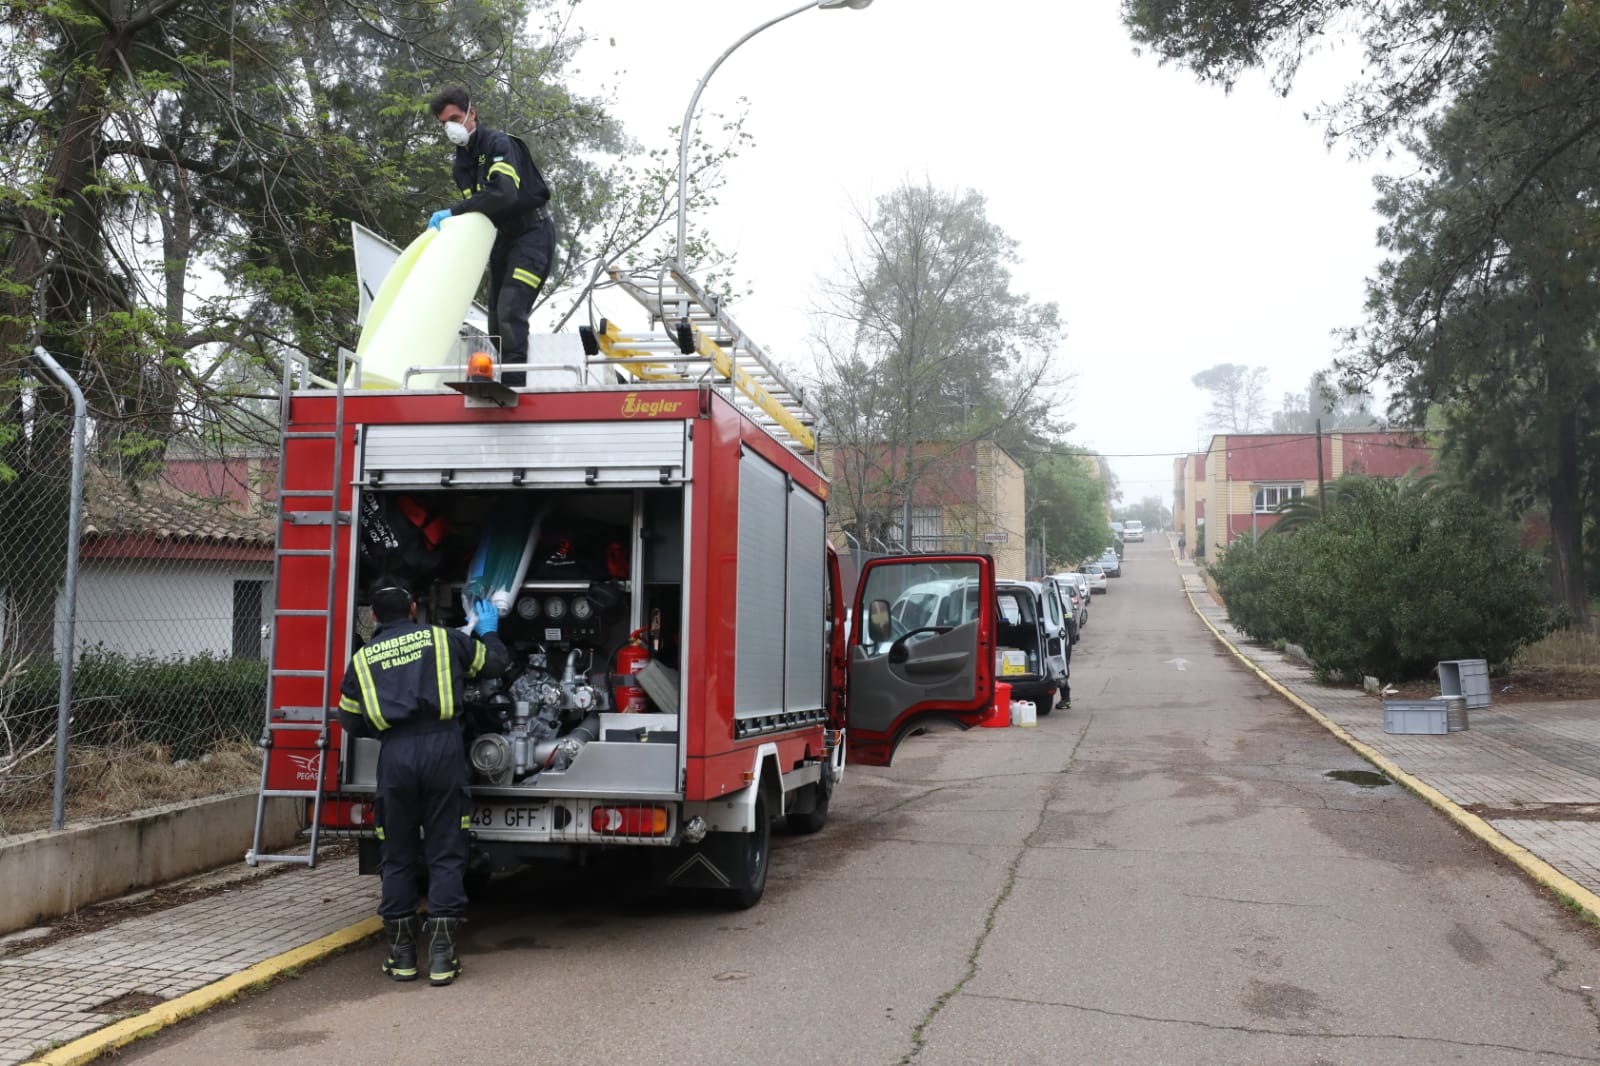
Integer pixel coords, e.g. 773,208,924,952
427,85,555,387
337,579,509,986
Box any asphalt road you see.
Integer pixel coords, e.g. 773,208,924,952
122,539,1600,1064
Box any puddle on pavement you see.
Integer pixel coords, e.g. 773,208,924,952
1325,769,1391,788
91,991,167,1014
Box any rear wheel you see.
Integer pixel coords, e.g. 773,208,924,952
785,762,833,835
716,792,770,910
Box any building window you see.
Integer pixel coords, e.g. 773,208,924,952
233,580,265,660
887,507,945,551
1254,484,1304,513
911,507,944,551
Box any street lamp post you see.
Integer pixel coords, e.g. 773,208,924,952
675,0,873,268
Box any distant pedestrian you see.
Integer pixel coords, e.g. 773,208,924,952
1178,533,1186,559
337,576,508,986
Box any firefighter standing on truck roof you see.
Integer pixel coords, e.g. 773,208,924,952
427,84,555,388
337,577,509,987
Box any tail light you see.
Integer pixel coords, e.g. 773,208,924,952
316,799,374,828
591,805,668,835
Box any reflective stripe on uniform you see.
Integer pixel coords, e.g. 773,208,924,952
468,640,487,677
375,826,386,841
432,627,454,720
487,160,521,187
351,650,390,731
459,815,471,829
338,695,361,715
459,187,471,198
512,267,542,289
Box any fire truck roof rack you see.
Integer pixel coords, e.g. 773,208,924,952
602,264,820,456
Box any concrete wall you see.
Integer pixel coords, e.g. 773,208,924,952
0,793,300,934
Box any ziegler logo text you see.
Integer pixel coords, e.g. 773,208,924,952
621,393,683,417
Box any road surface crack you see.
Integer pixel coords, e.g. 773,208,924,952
899,715,1095,1064
956,991,1600,1061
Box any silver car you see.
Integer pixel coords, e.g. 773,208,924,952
1053,572,1089,630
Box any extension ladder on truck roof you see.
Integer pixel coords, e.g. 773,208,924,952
588,265,820,457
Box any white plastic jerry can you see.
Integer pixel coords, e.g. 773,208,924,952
1011,700,1037,728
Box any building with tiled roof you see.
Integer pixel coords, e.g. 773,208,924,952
68,460,277,661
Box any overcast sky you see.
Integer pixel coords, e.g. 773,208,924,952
562,0,1393,511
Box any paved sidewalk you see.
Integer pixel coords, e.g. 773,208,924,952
0,856,377,1065
3,555,1599,1063
1178,559,1600,900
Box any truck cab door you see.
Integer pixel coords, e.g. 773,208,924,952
845,554,996,766
826,544,848,729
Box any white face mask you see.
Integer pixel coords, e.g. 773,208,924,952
444,120,470,147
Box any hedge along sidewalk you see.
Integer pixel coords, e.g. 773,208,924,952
1,857,378,1066
1180,570,1600,921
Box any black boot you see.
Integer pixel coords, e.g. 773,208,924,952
424,917,463,986
381,917,419,982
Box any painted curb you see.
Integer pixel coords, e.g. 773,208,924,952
33,916,382,1065
1180,578,1600,923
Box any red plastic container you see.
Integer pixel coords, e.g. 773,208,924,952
981,681,1013,728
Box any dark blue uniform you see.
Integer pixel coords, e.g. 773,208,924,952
447,125,555,386
339,621,508,919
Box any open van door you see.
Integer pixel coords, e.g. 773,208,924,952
845,554,996,766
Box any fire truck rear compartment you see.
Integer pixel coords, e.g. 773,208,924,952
345,485,686,811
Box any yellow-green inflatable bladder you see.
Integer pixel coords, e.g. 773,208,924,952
352,212,497,389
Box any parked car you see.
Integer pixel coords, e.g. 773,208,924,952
1056,571,1090,621
1098,549,1121,578
1123,520,1145,542
889,577,982,634
1053,572,1088,632
993,581,1058,713
1082,564,1108,593
1059,582,1083,641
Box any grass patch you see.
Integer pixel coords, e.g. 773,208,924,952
0,738,261,836
1515,626,1600,670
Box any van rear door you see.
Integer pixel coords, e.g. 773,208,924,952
844,554,996,766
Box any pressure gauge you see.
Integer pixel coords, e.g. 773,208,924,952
515,596,541,621
542,595,568,621
570,596,595,622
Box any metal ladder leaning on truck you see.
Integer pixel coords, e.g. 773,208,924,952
246,260,1001,908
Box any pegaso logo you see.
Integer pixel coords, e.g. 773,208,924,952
621,393,683,418
286,753,322,782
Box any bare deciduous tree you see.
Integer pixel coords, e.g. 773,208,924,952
810,181,1065,548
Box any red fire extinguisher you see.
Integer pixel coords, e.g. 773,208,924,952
614,629,651,713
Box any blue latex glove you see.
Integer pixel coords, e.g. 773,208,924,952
472,598,499,636
428,209,452,231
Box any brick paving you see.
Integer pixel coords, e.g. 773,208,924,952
1,564,1597,1063
0,857,376,1065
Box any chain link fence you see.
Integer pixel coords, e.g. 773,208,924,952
0,372,275,836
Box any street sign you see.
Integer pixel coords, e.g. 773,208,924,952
983,532,1008,544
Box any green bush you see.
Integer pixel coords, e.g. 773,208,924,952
1210,533,1304,645
1213,477,1548,680
3,648,267,761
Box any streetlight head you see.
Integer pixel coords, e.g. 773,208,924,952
818,0,873,8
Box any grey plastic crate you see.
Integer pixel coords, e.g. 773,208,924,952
1384,699,1448,735
1438,659,1490,709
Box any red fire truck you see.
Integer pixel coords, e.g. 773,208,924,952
247,265,998,908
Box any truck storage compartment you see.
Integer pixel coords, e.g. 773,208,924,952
347,485,684,796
